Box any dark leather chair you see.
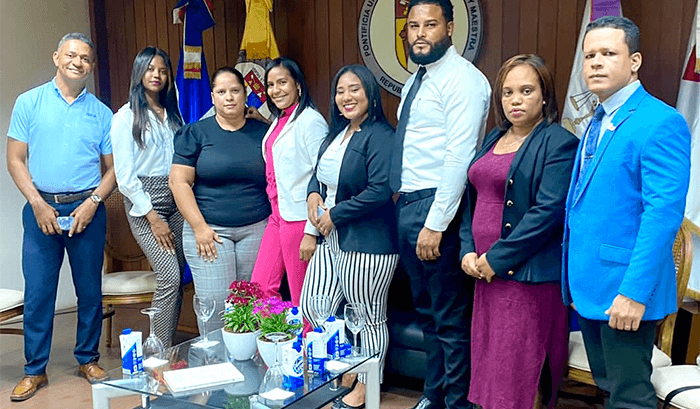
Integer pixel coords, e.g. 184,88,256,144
385,264,427,380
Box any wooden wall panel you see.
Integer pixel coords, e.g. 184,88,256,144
95,0,697,126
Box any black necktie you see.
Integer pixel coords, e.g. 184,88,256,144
390,66,427,193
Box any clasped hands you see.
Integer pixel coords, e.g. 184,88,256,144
32,197,98,237
307,193,334,236
461,252,496,283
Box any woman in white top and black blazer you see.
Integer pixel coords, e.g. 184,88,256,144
250,57,328,309
300,65,399,409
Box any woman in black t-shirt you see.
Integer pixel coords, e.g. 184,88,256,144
169,67,271,333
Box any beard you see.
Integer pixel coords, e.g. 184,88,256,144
409,35,452,65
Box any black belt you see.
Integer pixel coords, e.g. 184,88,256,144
39,190,93,204
663,385,700,409
396,188,437,205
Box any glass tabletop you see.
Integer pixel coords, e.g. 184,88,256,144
102,329,377,409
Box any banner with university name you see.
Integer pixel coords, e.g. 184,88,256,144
561,0,621,138
676,0,700,298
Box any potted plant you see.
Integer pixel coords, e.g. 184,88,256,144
253,296,302,367
221,280,263,360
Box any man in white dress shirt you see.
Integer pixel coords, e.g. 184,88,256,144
390,1,490,408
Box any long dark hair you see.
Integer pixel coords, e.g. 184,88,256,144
264,57,316,122
128,47,183,149
327,64,387,140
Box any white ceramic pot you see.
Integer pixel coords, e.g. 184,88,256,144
256,334,296,367
222,329,261,361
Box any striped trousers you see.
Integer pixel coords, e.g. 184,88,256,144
124,175,185,348
300,230,399,383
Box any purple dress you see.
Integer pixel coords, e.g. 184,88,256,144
467,144,568,409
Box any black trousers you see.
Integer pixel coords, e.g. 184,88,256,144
396,190,474,409
578,316,660,409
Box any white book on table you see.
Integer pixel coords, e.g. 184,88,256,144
163,362,244,395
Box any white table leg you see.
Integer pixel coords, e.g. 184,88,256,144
91,383,141,409
346,357,381,409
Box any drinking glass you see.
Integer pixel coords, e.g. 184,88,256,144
344,303,366,357
192,294,219,348
140,307,165,362
309,294,332,330
259,332,291,405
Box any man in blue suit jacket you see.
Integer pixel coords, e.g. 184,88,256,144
563,16,691,409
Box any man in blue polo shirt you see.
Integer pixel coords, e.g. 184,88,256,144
6,32,115,402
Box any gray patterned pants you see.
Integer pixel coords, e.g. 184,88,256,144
124,175,185,347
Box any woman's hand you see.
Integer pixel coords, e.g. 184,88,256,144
476,254,496,283
317,209,335,236
307,192,325,229
193,224,223,262
299,233,317,261
461,252,479,278
146,210,175,254
246,106,271,124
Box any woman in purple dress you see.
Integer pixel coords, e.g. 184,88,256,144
459,54,579,409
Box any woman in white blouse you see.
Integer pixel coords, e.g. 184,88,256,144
111,47,185,347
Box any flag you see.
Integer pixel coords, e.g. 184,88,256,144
173,0,215,124
561,0,622,137
240,0,279,62
235,0,281,121
677,0,700,228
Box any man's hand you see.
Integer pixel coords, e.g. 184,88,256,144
307,192,325,229
68,199,98,237
299,233,317,261
605,294,646,331
146,211,175,253
416,227,442,261
476,254,496,283
461,252,479,278
31,200,61,235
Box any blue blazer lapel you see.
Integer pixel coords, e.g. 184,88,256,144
571,86,648,206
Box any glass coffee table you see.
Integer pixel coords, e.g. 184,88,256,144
91,329,381,409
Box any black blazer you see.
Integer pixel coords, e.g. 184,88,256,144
307,120,398,254
459,121,579,283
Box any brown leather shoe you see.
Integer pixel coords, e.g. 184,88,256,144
10,374,48,401
78,362,109,383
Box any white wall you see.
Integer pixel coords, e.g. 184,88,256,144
0,0,96,310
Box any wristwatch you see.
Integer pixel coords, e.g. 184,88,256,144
89,194,102,204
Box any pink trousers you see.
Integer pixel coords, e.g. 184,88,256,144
251,197,308,307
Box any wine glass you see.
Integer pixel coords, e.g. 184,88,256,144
258,332,292,405
192,294,219,348
309,294,332,330
140,307,165,365
344,303,366,357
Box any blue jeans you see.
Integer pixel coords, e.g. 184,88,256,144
22,201,106,375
